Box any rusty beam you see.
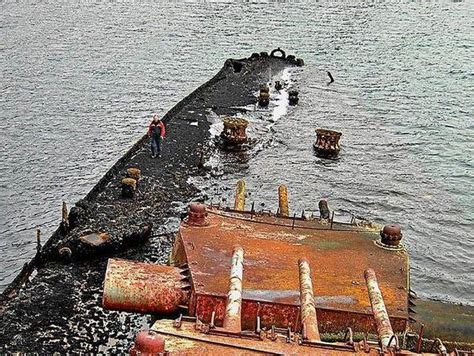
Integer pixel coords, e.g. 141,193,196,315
223,246,244,332
234,180,246,211
102,259,191,314
278,185,289,217
299,258,321,341
364,268,394,347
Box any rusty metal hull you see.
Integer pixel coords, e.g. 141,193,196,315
102,259,190,314
172,207,409,334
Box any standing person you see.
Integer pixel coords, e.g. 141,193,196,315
148,114,166,158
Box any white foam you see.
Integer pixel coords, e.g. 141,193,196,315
206,108,223,139
271,67,294,122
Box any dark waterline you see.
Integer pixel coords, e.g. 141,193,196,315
1,2,472,305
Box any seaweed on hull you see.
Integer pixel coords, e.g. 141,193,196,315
0,49,302,354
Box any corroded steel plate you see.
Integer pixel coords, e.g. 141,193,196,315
173,207,409,333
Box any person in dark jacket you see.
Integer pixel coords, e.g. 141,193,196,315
148,114,166,158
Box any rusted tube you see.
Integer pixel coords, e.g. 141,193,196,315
298,258,320,341
62,201,68,224
103,259,191,314
234,180,246,211
364,268,394,347
278,185,289,217
223,246,244,332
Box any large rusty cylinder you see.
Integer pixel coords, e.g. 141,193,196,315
298,258,321,342
364,268,394,347
318,200,330,220
380,224,403,246
186,202,208,226
278,185,289,217
102,259,191,314
223,246,244,332
234,180,246,211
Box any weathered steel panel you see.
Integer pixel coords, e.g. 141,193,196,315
179,207,409,333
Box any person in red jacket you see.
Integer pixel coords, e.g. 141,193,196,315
148,114,166,158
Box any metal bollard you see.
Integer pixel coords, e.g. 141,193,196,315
234,180,246,211
223,246,244,332
126,167,141,181
298,258,320,342
121,178,137,198
380,225,403,247
364,269,394,348
187,203,208,226
129,330,165,356
278,185,289,217
318,200,330,220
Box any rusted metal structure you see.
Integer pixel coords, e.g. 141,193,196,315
126,167,141,182
121,177,137,198
365,268,395,348
101,181,465,354
314,128,342,159
234,180,246,211
220,117,249,149
129,331,166,356
278,184,289,217
288,90,299,106
298,258,321,342
103,181,448,355
223,245,244,333
258,85,270,107
103,259,191,314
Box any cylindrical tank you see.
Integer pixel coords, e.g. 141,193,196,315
103,259,191,314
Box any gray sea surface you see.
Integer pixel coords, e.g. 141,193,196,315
1,1,473,305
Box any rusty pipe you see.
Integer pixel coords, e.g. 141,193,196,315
364,268,394,348
103,259,191,314
298,258,320,341
278,185,289,217
234,180,246,211
223,246,244,332
62,201,68,224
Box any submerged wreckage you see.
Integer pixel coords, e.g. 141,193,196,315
102,182,470,355
1,49,472,354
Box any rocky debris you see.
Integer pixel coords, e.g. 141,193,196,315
0,51,295,353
